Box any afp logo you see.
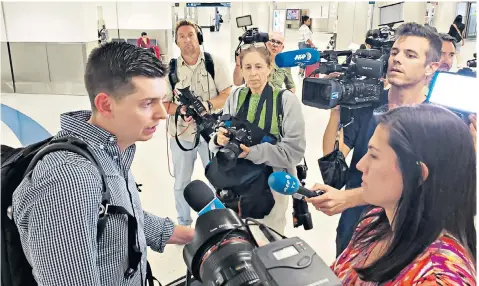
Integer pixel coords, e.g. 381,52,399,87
294,52,312,61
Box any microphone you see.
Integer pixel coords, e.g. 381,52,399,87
183,180,225,216
268,172,324,198
275,48,320,68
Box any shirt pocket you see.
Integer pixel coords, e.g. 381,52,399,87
198,67,217,98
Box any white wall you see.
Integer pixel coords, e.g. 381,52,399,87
1,4,7,42
3,2,98,42
434,2,457,33
116,2,172,29
197,7,216,27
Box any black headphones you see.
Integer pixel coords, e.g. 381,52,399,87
175,23,204,46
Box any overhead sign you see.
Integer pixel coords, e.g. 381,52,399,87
186,2,231,7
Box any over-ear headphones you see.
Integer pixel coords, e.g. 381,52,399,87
175,23,203,46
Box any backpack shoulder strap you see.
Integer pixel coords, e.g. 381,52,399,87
168,58,178,92
277,89,286,138
24,136,143,276
204,52,215,80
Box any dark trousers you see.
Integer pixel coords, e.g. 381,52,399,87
335,205,368,257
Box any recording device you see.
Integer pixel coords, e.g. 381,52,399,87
301,48,385,109
458,53,477,77
275,48,321,68
365,24,396,72
268,172,325,199
217,114,278,160
182,180,342,286
293,164,314,231
234,15,269,57
427,71,477,125
467,53,477,68
175,86,220,143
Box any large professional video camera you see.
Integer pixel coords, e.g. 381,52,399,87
174,86,221,146
302,48,385,109
234,15,269,57
180,183,342,286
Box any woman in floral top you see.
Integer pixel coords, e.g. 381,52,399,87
311,104,476,285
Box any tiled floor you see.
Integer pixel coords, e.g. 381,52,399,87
1,21,476,284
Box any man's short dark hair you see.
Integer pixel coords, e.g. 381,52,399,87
395,22,442,64
84,42,167,110
439,33,457,50
141,32,147,36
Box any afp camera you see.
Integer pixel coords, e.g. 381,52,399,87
302,49,385,109
175,86,221,144
182,208,342,286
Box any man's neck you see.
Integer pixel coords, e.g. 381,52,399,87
388,82,427,107
88,114,130,151
182,51,200,66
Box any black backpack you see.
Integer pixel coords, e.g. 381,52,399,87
1,136,160,286
168,52,216,92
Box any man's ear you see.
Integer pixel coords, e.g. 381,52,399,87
94,93,114,118
425,62,440,77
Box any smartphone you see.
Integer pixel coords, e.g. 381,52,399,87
427,71,477,125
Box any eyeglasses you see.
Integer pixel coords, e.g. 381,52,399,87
269,39,283,46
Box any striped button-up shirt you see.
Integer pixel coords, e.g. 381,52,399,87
13,110,175,286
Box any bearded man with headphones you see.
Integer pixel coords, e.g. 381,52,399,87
163,20,232,227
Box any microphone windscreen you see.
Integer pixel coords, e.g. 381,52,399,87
268,172,300,195
184,180,215,212
275,48,320,68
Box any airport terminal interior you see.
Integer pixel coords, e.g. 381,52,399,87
1,1,477,284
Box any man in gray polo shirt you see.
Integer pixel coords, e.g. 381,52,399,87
163,20,232,226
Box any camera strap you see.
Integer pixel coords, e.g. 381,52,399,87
174,105,200,152
237,84,275,134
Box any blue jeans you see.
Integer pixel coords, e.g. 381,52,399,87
170,138,213,225
336,205,368,256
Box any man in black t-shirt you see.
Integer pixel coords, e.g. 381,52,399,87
309,23,443,256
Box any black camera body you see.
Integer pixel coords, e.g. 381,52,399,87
182,208,342,286
217,114,278,160
292,164,314,231
175,86,221,143
239,28,269,45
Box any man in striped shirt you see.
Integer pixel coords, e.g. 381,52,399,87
13,42,194,286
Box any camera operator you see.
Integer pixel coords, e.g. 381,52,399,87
163,20,232,227
211,45,306,240
233,32,296,93
316,23,442,256
318,104,477,284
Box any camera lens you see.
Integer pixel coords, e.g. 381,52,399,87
199,233,260,286
221,142,242,160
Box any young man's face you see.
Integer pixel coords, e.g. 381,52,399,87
109,77,168,146
387,36,439,88
439,40,456,71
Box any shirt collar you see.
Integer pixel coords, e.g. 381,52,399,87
60,110,120,147
178,51,205,67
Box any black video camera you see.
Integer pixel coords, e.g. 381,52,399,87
234,16,269,58
217,114,278,160
457,53,477,77
175,86,221,144
182,208,342,286
302,49,385,109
